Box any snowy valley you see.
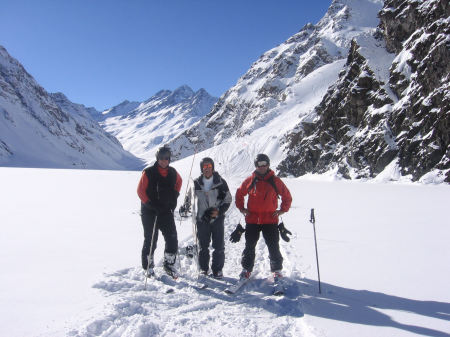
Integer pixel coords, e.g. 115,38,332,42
0,163,448,337
0,0,449,336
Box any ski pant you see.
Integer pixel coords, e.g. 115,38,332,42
196,215,225,274
141,205,178,270
241,223,283,272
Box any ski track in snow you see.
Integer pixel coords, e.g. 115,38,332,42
69,208,316,337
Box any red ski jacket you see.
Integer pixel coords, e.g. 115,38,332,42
235,169,292,224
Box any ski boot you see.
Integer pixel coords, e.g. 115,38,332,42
163,252,179,279
213,270,223,280
239,269,251,280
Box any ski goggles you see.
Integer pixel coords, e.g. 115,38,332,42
202,163,213,169
256,161,268,167
158,155,170,160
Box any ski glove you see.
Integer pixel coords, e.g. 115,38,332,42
201,207,218,223
230,223,245,243
144,202,159,214
278,222,292,242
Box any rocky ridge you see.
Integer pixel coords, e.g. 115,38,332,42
279,0,449,182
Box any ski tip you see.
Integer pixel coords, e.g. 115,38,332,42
195,284,208,290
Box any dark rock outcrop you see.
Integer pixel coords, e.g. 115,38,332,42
280,0,449,182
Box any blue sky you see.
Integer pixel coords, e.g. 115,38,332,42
1,0,331,111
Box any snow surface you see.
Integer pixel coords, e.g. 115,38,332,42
1,163,449,337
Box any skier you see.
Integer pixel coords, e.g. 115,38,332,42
230,154,292,282
191,157,232,279
137,146,182,278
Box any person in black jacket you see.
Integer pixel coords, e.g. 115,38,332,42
191,157,232,279
137,146,182,278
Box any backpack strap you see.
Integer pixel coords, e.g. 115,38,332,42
248,175,279,198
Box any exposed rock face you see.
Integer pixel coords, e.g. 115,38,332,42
280,0,449,182
278,39,396,179
380,0,450,181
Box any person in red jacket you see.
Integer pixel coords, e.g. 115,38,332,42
137,146,182,279
230,154,292,281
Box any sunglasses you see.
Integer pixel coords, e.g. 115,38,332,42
158,156,170,161
202,163,213,169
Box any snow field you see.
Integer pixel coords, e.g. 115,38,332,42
0,165,449,337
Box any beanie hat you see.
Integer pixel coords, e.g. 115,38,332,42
156,146,171,162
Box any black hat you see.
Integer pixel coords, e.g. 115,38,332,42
156,146,171,162
200,157,214,171
254,153,270,167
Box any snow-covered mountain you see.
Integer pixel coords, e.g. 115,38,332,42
279,0,449,183
167,0,385,156
92,85,217,164
0,46,144,170
165,0,448,183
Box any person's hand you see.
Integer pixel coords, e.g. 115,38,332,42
210,208,219,218
273,210,285,217
230,224,245,243
144,202,159,214
240,208,250,216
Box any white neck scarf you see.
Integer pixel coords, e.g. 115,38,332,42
203,175,213,191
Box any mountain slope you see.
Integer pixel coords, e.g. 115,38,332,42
0,45,144,170
166,0,385,161
280,0,449,182
94,85,217,163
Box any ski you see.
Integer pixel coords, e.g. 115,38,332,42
272,281,285,296
191,273,209,290
145,272,176,293
272,274,285,296
192,281,208,290
224,277,250,294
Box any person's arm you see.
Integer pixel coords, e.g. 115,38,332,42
217,179,232,216
174,171,182,195
277,177,292,213
235,178,250,216
137,171,149,204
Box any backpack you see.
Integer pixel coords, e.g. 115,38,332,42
248,175,280,198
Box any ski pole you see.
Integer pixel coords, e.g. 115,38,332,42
310,208,322,294
144,214,158,289
193,213,201,277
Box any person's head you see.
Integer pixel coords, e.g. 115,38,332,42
254,153,270,175
156,146,171,168
200,157,214,179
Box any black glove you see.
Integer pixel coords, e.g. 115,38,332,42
230,224,245,243
144,202,159,214
278,222,292,242
201,207,216,223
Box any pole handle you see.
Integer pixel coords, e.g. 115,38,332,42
310,208,315,224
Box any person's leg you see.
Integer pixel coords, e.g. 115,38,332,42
211,216,225,274
241,223,260,272
197,220,212,273
262,223,283,272
141,206,159,270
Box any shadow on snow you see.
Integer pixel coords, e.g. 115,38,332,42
298,278,450,337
